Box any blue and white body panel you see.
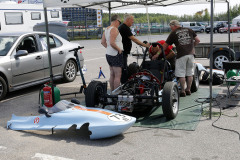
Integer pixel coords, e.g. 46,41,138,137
7,100,136,139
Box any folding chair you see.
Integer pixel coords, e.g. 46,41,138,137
222,61,240,98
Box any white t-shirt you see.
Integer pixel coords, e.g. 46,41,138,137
105,26,123,56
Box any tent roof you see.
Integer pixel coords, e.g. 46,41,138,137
233,15,240,19
43,0,228,10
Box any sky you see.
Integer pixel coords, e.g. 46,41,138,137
112,0,240,16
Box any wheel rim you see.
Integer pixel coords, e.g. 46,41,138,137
172,86,179,114
65,61,76,80
214,55,229,70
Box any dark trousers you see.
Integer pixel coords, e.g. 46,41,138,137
121,53,128,84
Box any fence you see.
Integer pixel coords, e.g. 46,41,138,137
67,26,171,39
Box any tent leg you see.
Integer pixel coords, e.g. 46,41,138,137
44,7,55,105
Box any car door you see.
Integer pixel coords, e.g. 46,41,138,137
38,34,65,79
11,35,44,87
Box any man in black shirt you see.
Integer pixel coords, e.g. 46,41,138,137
118,14,150,84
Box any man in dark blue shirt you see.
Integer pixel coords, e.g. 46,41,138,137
119,14,150,83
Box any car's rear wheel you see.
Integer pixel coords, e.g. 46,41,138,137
85,81,104,107
191,65,199,93
0,76,7,101
162,82,179,120
63,59,77,82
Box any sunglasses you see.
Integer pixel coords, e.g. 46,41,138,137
117,20,121,24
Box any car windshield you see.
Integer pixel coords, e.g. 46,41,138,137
0,36,18,56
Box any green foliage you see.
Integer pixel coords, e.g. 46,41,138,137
102,4,240,26
102,13,178,27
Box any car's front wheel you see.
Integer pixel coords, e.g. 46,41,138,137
63,59,77,82
85,81,104,107
0,76,7,101
162,82,179,120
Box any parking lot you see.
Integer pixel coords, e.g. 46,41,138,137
1,32,240,160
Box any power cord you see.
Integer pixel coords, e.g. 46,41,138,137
194,95,240,140
196,95,240,141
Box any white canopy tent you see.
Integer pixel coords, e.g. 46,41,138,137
43,0,226,9
232,15,240,24
43,0,231,118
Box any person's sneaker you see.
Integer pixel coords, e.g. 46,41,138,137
180,92,186,97
185,90,191,95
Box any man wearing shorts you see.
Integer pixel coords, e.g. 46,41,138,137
152,20,200,97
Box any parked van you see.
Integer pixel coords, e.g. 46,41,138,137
180,22,205,33
0,2,62,33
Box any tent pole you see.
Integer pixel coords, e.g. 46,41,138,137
108,2,111,26
227,0,231,59
145,5,151,43
44,7,55,105
85,8,89,39
209,0,214,119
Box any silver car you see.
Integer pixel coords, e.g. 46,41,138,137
0,32,84,100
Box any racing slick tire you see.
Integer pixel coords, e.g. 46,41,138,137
162,82,179,120
85,81,104,107
213,51,230,70
127,62,139,78
0,76,7,101
191,65,199,93
63,59,77,82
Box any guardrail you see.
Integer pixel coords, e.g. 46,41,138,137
195,41,240,58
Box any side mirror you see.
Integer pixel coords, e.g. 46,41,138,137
38,108,51,117
15,50,28,58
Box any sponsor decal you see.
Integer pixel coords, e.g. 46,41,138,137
108,113,132,122
34,117,40,124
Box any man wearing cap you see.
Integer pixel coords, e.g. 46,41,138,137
119,14,150,84
149,40,176,69
152,20,200,97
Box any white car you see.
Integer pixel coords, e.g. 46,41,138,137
0,32,84,100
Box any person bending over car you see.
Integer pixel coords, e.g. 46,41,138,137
152,20,200,97
118,14,150,84
149,40,176,70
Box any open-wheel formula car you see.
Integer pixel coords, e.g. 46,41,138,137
7,100,136,139
85,42,199,120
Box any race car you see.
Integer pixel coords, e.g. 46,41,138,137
85,43,199,120
7,100,136,139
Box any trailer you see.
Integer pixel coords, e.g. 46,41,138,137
0,2,62,33
195,41,240,69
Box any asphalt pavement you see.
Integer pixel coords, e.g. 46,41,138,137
1,33,240,160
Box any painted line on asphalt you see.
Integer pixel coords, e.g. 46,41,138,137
85,56,105,62
83,47,104,51
32,153,74,160
0,92,35,103
0,146,7,150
